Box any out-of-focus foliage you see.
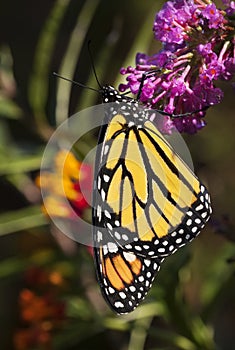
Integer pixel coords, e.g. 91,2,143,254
0,1,235,349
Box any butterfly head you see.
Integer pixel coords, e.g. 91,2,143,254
101,85,123,103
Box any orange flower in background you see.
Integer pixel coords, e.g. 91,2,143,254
14,326,52,350
14,267,66,350
24,266,65,289
19,289,65,323
37,150,92,220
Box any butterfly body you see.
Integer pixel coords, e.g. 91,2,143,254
92,86,211,314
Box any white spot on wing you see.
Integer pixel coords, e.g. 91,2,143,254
114,232,121,240
158,248,165,254
122,234,129,241
97,231,103,242
108,287,115,294
114,301,124,308
196,204,203,211
97,205,102,222
107,223,113,230
144,259,151,267
129,286,136,292
135,246,142,251
104,210,111,219
103,174,110,182
101,189,106,201
119,292,126,299
153,262,159,270
125,244,132,249
104,145,109,155
123,251,136,262
97,176,101,190
107,242,118,253
186,219,192,226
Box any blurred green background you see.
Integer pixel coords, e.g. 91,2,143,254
0,0,235,349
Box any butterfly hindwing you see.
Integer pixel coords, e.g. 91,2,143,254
94,228,163,314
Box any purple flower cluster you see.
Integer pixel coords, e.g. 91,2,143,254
119,0,235,134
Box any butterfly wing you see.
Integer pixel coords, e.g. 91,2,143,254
92,93,211,313
94,228,163,314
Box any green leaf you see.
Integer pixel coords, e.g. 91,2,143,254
55,0,101,124
0,206,47,235
0,154,42,175
28,0,72,125
0,98,22,119
0,249,58,278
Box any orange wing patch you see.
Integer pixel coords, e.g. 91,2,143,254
104,252,142,290
105,256,125,290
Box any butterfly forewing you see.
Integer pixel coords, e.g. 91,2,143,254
92,86,212,314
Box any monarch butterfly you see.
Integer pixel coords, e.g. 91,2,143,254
92,85,212,314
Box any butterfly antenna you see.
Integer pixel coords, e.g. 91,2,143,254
87,40,102,89
53,72,99,93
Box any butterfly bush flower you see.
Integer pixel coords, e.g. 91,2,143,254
119,0,235,133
